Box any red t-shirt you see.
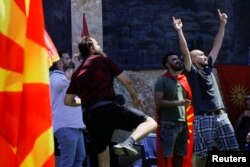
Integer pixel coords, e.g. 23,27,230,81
66,55,122,108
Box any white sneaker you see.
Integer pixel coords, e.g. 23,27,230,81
113,142,138,158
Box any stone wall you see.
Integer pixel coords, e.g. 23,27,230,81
233,0,250,64
112,70,164,141
43,0,72,54
102,0,236,69
114,70,164,118
44,0,250,65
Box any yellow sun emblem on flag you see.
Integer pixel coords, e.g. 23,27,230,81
229,84,249,109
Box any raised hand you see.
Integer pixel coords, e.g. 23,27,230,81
218,9,228,24
172,16,183,31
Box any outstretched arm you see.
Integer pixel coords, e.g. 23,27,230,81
209,9,228,64
116,72,143,109
172,17,192,71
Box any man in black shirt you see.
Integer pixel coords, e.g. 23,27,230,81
173,9,239,166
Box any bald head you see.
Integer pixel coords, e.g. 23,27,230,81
190,49,208,67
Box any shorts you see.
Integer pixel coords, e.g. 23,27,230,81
83,102,148,154
160,121,188,157
194,113,239,157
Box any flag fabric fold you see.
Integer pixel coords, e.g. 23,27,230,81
217,64,250,124
0,0,55,166
81,13,89,37
44,30,59,67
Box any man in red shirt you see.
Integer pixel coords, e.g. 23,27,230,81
64,36,157,167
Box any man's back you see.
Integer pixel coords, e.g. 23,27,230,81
68,55,122,107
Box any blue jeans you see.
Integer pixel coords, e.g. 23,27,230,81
54,128,86,167
160,121,188,157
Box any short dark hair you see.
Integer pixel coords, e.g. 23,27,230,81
58,50,68,58
162,52,178,69
49,50,68,71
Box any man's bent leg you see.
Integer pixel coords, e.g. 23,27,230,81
113,116,157,157
130,116,157,141
98,146,110,167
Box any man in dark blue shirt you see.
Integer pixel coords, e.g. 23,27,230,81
173,9,239,166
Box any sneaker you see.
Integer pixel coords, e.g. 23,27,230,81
113,142,138,158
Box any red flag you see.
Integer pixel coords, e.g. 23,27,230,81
0,0,54,166
217,64,250,124
81,13,89,37
44,30,59,67
156,72,194,167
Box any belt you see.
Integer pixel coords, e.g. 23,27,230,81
199,109,224,116
87,101,112,111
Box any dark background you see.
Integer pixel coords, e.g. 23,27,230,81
43,0,250,70
43,0,72,55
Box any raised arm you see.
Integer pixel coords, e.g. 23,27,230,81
209,9,228,64
172,17,192,71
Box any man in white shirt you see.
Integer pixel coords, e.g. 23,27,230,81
50,51,86,167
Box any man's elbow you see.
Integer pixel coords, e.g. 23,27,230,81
64,98,70,106
117,73,133,87
64,95,73,106
125,79,133,87
154,98,162,107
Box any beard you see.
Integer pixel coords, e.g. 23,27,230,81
170,62,184,71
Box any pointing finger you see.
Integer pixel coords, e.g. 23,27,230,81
217,9,221,16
